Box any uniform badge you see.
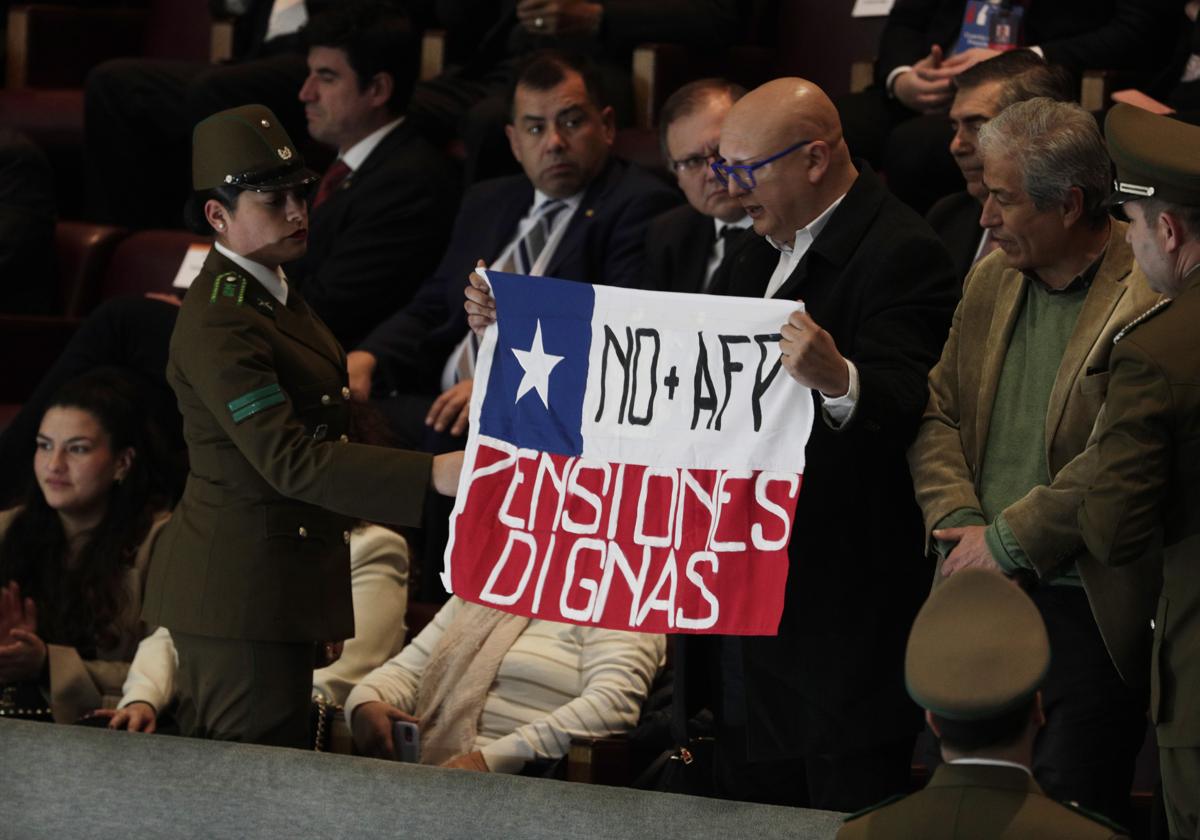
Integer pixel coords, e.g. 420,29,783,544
278,146,293,160
254,298,275,316
313,423,329,441
210,272,247,306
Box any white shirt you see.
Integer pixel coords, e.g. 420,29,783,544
213,241,289,305
705,215,755,290
761,194,859,424
492,189,584,275
340,117,405,172
264,0,307,42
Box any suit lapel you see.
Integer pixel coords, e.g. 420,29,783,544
546,160,620,277
274,289,346,368
974,267,1027,466
1043,224,1131,451
492,180,536,267
679,214,716,293
770,164,887,302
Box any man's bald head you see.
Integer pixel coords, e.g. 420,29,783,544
724,78,844,154
717,78,857,245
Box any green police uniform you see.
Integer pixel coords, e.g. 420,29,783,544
839,570,1128,839
1079,103,1200,840
141,105,433,746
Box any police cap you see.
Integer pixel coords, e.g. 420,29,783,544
192,104,318,192
905,569,1050,721
1105,103,1200,207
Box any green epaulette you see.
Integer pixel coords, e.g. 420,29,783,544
841,793,906,823
226,382,285,424
1061,800,1128,834
1114,298,1171,343
209,271,248,306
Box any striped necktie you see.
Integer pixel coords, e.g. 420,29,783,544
513,199,567,274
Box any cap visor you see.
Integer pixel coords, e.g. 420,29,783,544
242,165,319,192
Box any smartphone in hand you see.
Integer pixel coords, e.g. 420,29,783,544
393,720,420,762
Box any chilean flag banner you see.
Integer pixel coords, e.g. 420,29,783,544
443,271,814,635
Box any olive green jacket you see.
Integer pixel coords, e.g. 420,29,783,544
142,249,431,643
837,763,1127,839
908,222,1162,698
1081,269,1200,746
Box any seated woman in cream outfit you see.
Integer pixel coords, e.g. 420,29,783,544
347,597,665,773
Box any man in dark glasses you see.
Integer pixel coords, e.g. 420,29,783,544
678,76,958,812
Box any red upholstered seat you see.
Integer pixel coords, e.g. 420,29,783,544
99,230,210,305
53,221,127,317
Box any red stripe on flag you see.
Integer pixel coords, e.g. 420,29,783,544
449,442,800,635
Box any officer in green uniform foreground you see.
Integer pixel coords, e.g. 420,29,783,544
838,568,1127,839
140,104,463,747
1079,103,1200,840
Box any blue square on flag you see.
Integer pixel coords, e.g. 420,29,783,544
478,272,594,456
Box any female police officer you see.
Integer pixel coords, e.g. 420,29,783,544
140,104,462,747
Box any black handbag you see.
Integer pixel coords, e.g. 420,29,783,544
0,682,53,722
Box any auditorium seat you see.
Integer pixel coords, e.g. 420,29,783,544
1,1,227,217
95,229,209,308
54,220,127,317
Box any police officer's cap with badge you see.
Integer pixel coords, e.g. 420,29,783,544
1104,103,1200,335
184,103,318,232
1104,103,1200,211
906,568,1049,722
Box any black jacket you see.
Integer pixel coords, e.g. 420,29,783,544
681,164,959,758
285,120,460,350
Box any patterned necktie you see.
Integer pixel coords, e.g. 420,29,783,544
312,159,351,210
513,199,567,274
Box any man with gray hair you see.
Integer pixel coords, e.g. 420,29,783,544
908,97,1161,825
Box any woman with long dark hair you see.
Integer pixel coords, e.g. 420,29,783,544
0,369,171,722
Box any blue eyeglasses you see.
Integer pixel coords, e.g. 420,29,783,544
710,139,813,190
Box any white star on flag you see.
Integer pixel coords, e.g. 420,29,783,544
511,320,564,408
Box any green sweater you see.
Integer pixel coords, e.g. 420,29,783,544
937,268,1096,585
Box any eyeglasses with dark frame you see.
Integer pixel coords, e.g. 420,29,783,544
671,149,720,175
710,139,814,190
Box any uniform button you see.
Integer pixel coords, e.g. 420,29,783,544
343,531,351,545
341,386,351,400
321,394,332,406
339,434,349,443
298,526,308,538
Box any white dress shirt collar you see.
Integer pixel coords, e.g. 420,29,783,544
948,758,1033,776
213,241,289,305
763,192,847,300
340,116,405,172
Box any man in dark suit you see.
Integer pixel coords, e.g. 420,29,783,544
641,78,752,295
288,4,460,349
924,50,1075,281
836,0,1179,213
347,51,679,443
682,77,958,811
